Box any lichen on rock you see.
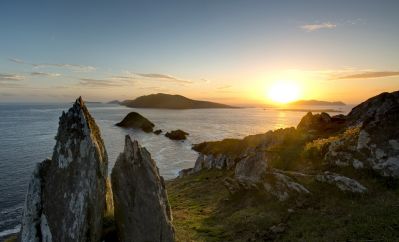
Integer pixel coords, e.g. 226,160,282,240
111,135,175,242
20,97,108,242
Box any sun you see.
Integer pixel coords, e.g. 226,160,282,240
267,81,300,104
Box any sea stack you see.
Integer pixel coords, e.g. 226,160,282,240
111,135,175,242
20,97,108,242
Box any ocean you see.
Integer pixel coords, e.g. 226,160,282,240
0,103,351,239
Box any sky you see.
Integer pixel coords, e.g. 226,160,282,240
0,0,398,105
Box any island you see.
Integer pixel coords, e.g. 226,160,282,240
288,99,346,106
115,112,155,133
120,93,237,109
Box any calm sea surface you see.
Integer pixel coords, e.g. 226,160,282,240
0,103,351,238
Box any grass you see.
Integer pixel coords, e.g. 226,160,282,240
166,169,399,242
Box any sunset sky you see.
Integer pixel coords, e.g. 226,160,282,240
1,0,398,105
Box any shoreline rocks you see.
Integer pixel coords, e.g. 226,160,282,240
165,129,189,140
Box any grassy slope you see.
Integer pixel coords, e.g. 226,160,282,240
166,169,399,241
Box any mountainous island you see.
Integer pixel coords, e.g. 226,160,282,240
120,93,237,109
7,91,399,242
288,99,346,106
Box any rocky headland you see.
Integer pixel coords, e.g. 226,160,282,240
171,91,399,241
11,91,399,242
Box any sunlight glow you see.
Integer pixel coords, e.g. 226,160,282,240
267,81,300,104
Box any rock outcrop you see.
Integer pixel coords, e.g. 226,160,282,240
165,129,189,140
297,112,346,135
111,135,175,242
316,172,367,193
116,112,155,133
20,97,108,242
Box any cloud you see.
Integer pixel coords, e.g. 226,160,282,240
79,77,135,88
31,72,61,77
79,78,124,87
335,71,399,79
0,73,25,88
0,73,25,81
301,22,336,32
135,73,193,84
8,57,96,72
33,63,96,72
217,85,232,90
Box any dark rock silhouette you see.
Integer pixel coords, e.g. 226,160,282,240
116,112,155,133
165,129,189,140
121,93,236,109
111,135,175,242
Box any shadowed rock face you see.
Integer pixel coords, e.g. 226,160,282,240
20,97,108,242
111,135,175,242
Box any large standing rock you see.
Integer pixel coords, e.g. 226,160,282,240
111,135,175,242
20,97,108,242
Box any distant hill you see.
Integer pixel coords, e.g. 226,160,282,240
121,93,236,109
289,100,346,106
107,100,121,105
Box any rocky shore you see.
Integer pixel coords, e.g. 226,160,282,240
11,91,399,241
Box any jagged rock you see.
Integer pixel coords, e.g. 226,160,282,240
235,152,268,185
111,135,175,242
116,112,155,133
297,112,345,134
178,168,194,178
321,91,399,177
316,172,367,193
154,129,162,135
192,153,233,172
262,172,310,201
165,129,189,140
20,97,108,242
346,91,399,126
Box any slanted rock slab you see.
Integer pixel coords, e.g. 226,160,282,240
111,135,175,242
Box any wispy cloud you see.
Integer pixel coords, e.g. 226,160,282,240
301,22,336,32
0,73,25,81
31,72,61,77
217,85,232,90
0,73,25,88
335,71,399,79
135,73,193,84
8,57,96,72
80,78,124,87
79,77,135,88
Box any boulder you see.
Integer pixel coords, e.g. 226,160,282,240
165,129,189,140
116,112,155,133
111,135,175,242
20,97,108,242
154,129,162,135
316,171,367,193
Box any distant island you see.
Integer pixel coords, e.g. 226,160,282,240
289,100,346,106
120,93,237,109
107,100,121,105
